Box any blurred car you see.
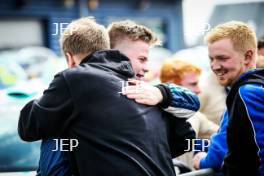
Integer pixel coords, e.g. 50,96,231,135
0,46,66,175
0,46,66,89
0,84,41,175
0,51,27,89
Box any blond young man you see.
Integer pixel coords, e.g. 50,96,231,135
18,18,198,176
193,21,264,176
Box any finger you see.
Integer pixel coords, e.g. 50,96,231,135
135,98,150,105
123,86,143,94
126,93,145,99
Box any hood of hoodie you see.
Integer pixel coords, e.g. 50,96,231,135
227,68,264,107
79,49,135,78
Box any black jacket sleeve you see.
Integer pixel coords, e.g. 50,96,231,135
18,73,74,142
166,113,196,158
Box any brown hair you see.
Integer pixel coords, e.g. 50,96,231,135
258,36,264,50
60,17,110,57
107,20,160,48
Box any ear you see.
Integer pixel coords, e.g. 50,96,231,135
66,52,76,68
244,50,254,66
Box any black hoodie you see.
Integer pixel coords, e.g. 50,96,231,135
18,50,195,176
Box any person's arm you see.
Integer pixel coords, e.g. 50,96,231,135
167,116,196,157
18,72,74,142
156,83,200,118
193,111,228,170
122,80,200,118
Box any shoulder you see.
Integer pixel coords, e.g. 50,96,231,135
237,84,264,116
239,83,264,101
61,64,99,81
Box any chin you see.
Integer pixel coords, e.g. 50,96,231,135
218,80,228,87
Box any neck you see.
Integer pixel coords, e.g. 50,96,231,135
75,53,90,64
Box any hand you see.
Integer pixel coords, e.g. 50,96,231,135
193,152,207,170
121,79,163,106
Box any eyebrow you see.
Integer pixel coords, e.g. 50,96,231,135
209,55,228,59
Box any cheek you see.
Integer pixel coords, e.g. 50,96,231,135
130,60,141,70
224,59,239,70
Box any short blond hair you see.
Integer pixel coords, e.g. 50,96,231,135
160,58,202,84
205,21,257,55
107,20,159,48
60,17,110,57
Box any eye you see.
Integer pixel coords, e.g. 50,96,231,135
221,57,228,61
138,57,147,63
190,82,198,86
217,56,229,61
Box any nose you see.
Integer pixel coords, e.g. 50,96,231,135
143,63,150,73
210,59,221,71
194,86,201,95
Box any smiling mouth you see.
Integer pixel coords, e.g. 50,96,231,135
136,74,144,80
215,70,227,78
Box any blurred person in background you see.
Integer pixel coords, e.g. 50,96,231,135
257,55,264,68
198,71,227,125
18,18,198,176
257,36,264,68
258,36,264,56
160,58,219,139
159,58,218,172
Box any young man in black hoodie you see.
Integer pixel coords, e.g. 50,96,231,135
18,17,198,176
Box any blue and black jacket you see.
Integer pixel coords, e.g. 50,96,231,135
223,69,264,176
200,69,264,176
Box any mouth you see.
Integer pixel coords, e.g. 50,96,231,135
214,70,228,79
136,74,144,80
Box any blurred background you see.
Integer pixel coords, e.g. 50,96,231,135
0,0,264,175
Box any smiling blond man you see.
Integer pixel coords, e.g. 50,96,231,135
193,21,264,176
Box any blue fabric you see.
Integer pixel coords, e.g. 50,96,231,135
199,111,228,170
37,139,71,176
167,83,200,111
239,83,264,175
